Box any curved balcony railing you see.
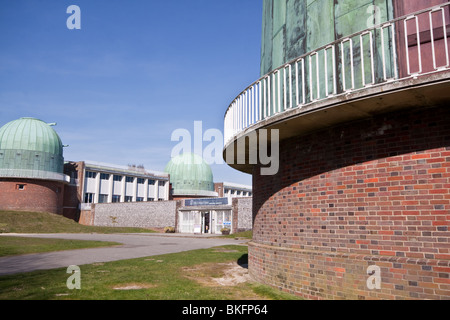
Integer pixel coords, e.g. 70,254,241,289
224,2,450,146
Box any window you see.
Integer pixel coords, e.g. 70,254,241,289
159,181,165,186
98,194,108,203
148,180,155,185
136,197,144,202
148,198,155,202
100,173,110,180
84,193,94,203
85,171,97,179
137,178,145,184
125,196,133,202
158,198,164,202
125,177,134,183
113,175,122,182
16,184,26,190
112,195,121,203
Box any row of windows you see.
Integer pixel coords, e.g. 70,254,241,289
84,193,165,204
86,171,166,186
224,189,252,196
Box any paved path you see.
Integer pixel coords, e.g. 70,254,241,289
0,233,248,276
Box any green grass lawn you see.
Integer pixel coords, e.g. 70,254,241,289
0,211,299,300
0,245,300,300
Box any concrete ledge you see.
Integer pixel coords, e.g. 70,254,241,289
224,71,450,174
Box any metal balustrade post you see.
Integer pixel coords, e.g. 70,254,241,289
360,31,375,87
430,7,449,70
404,15,422,76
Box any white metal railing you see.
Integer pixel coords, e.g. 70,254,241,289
224,3,450,145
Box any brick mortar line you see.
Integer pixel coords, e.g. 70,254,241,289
248,241,450,265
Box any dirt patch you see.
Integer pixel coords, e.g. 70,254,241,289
182,262,266,300
112,283,157,290
182,262,250,287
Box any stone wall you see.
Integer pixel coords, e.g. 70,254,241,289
92,201,177,229
233,197,253,232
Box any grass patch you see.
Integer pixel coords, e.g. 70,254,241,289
0,236,120,257
0,211,157,234
0,245,301,300
222,230,253,239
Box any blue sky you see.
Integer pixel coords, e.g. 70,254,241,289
0,0,263,185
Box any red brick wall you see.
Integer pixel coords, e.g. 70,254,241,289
0,178,65,215
250,105,450,299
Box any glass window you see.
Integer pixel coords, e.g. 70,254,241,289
125,196,133,202
85,171,97,179
100,173,110,180
148,180,155,185
159,181,165,186
137,178,145,184
148,198,155,202
112,195,121,203
136,197,144,202
125,177,134,183
98,194,108,203
84,193,94,203
113,175,122,182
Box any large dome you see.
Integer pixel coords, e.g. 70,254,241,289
0,117,65,176
164,153,217,197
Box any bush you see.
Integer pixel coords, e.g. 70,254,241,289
164,226,175,233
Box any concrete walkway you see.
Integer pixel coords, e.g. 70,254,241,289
0,233,248,276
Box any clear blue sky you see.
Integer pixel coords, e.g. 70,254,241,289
0,0,262,185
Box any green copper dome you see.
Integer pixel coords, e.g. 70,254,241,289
0,117,65,178
165,153,217,197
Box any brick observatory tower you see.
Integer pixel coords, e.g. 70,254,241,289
223,1,450,299
0,117,69,215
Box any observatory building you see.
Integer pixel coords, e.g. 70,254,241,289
0,117,69,215
223,0,450,299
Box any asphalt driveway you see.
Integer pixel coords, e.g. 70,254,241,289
0,233,248,276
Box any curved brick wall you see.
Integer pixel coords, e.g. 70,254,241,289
0,179,65,215
249,105,450,299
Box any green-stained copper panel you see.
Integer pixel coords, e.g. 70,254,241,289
164,153,216,197
0,117,64,174
260,0,394,76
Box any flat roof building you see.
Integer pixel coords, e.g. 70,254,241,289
64,161,170,214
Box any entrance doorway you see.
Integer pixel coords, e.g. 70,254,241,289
202,211,210,234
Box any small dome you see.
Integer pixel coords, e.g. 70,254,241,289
165,153,217,197
0,117,63,156
0,117,65,175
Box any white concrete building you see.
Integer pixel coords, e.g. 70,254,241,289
72,161,169,209
215,181,252,203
